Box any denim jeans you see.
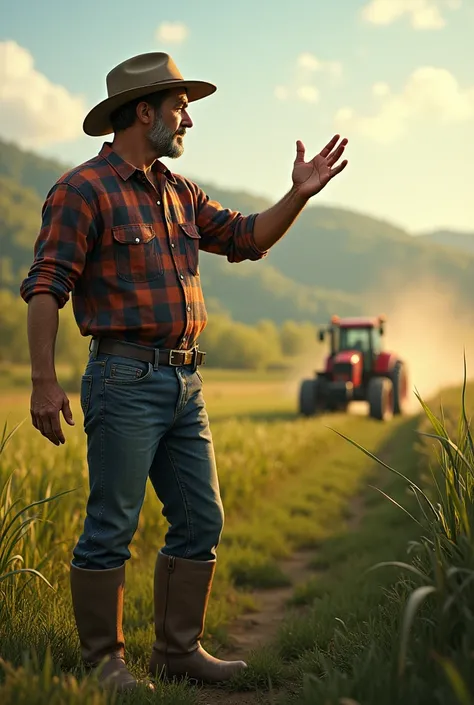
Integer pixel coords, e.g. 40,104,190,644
72,350,224,570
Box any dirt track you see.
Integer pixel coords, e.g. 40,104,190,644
197,494,366,705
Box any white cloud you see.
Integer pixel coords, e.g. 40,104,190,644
372,81,390,97
0,41,85,148
335,66,474,143
297,52,343,78
326,61,344,78
274,85,289,101
156,21,189,44
274,53,341,104
297,52,322,71
335,108,354,122
361,0,461,29
296,85,320,104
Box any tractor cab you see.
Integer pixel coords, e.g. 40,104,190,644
321,316,385,373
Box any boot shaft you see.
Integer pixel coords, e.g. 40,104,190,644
152,551,216,655
70,563,126,665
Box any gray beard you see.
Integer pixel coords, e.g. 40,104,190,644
147,116,184,158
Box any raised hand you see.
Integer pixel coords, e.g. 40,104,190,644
292,134,348,199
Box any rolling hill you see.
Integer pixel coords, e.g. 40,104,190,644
416,229,474,255
2,137,474,328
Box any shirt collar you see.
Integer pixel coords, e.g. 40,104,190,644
99,142,177,184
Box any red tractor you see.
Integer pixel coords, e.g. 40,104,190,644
299,314,408,421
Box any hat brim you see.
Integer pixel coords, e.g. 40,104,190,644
83,79,217,137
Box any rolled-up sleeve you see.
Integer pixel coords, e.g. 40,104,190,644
20,182,97,309
193,185,267,263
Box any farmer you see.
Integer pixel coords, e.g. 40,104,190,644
20,52,348,691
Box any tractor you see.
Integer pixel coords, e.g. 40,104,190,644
299,314,408,421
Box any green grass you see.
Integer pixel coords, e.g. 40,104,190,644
228,380,474,705
1,370,473,705
0,369,405,703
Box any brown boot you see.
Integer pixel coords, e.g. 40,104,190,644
70,563,153,692
148,551,247,684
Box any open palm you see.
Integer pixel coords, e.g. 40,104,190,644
292,134,348,199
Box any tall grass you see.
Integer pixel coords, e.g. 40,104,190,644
0,421,73,610
324,369,474,704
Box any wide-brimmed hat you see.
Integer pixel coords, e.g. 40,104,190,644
83,52,217,137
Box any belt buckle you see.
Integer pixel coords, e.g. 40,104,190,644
168,349,181,366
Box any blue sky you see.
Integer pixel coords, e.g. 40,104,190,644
1,0,473,232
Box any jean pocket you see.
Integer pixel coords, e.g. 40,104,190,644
80,375,93,416
179,223,201,275
105,357,153,385
112,224,163,283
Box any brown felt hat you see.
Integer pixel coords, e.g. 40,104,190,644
83,52,216,137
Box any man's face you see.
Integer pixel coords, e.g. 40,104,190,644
147,90,193,159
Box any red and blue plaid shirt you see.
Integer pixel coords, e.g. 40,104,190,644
20,143,266,349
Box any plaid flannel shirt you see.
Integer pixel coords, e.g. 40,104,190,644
20,143,267,350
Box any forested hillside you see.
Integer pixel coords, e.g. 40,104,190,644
2,136,474,373
416,229,474,255
3,137,474,325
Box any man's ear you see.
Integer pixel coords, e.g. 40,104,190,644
136,100,154,126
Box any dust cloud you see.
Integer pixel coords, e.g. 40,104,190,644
368,277,474,411
282,339,325,402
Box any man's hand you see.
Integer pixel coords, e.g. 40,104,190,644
292,134,348,200
30,380,75,446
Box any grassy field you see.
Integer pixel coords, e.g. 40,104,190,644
0,369,473,704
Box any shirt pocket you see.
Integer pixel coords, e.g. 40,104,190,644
112,224,163,283
179,223,201,275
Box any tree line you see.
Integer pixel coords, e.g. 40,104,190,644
0,289,320,373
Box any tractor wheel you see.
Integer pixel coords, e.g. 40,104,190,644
367,377,394,421
299,379,318,416
391,361,407,415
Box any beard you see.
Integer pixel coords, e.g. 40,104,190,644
147,115,185,159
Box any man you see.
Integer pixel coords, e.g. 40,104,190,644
20,52,348,691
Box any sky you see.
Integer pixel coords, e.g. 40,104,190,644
1,0,473,233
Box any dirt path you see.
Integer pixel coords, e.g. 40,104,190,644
220,549,317,663
197,551,316,705
197,494,366,705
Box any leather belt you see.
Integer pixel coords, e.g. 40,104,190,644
90,338,206,370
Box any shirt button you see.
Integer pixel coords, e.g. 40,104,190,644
171,242,175,248
135,237,140,243
187,305,191,312
182,337,187,343
180,274,184,280
156,200,161,205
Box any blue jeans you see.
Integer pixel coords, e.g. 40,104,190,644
72,351,224,570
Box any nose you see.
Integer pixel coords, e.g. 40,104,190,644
181,109,193,129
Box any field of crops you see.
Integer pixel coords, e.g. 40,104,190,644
1,368,473,705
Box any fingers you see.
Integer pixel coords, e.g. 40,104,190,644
294,140,306,163
327,138,348,167
62,397,75,427
30,384,71,446
32,410,63,445
319,134,341,158
51,413,66,444
41,413,63,445
329,159,348,179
